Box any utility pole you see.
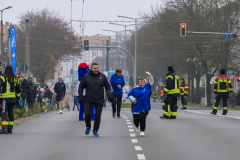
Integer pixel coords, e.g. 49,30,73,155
106,40,109,80
25,19,30,69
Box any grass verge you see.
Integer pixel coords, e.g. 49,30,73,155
121,103,132,108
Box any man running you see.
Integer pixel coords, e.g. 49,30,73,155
54,76,66,114
78,62,112,137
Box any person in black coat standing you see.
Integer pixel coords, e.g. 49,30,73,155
20,74,29,108
78,62,112,137
27,77,37,110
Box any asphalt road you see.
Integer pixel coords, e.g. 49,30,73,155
1,99,240,160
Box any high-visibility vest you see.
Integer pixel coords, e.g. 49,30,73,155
214,75,233,93
0,76,21,99
163,73,180,96
180,83,188,95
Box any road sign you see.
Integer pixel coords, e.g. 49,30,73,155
225,34,229,38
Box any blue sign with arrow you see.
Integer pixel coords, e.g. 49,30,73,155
10,26,16,74
225,34,229,38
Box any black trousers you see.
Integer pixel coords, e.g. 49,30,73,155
2,101,14,129
84,102,103,132
181,95,187,107
112,94,123,116
133,110,149,132
28,101,34,109
164,95,178,117
213,94,228,114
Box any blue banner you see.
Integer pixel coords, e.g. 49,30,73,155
10,26,16,74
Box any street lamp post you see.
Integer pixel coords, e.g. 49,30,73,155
117,15,143,84
0,6,12,61
109,23,135,79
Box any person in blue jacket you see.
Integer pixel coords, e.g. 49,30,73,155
110,69,125,118
128,71,153,137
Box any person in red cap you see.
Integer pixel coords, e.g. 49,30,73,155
180,78,188,110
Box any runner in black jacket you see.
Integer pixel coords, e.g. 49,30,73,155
54,76,66,114
78,62,112,137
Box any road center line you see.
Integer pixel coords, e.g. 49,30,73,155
130,133,136,137
127,122,132,124
137,154,146,160
131,139,138,143
134,146,142,151
129,129,134,132
128,125,133,128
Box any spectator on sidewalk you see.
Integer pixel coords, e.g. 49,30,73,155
27,77,37,110
19,74,29,108
73,94,79,111
64,93,70,111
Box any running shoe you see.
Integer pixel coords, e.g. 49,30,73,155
140,131,144,137
93,131,99,137
85,128,90,135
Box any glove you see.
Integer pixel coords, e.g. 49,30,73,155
79,97,84,103
108,97,113,103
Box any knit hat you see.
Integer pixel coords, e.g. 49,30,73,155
181,78,185,81
220,68,225,74
21,74,25,78
78,63,89,69
168,66,174,72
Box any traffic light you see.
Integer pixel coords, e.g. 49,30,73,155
7,28,11,38
84,40,89,50
180,23,186,37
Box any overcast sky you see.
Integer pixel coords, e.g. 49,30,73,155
2,0,163,36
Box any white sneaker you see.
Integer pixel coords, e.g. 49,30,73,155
140,131,144,137
136,126,140,133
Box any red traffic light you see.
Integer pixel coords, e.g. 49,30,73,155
182,24,186,29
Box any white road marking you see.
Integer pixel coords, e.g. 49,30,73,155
131,139,138,143
134,146,142,151
126,120,130,121
130,134,136,137
129,129,134,132
127,122,132,124
185,110,240,120
137,154,146,160
128,125,133,128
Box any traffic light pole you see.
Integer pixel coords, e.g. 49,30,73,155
186,31,238,36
